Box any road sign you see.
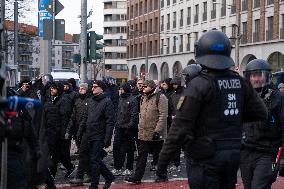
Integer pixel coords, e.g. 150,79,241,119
45,0,64,16
43,19,65,41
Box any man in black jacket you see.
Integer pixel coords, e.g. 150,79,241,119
112,83,139,176
43,82,74,189
82,80,115,189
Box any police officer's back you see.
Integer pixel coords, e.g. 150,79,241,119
156,30,268,189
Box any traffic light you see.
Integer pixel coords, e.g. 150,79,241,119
87,31,103,61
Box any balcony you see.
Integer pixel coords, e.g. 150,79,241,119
186,43,190,51
266,30,273,41
194,15,198,23
211,10,216,19
202,12,207,21
253,32,259,42
179,45,183,52
281,28,284,39
180,19,183,27
173,20,176,28
221,7,226,17
187,17,191,25
173,45,176,53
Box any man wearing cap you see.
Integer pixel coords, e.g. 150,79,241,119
81,80,115,189
112,82,139,176
125,80,168,184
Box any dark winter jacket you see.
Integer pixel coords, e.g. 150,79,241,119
82,93,115,142
132,90,142,112
66,94,88,138
43,94,72,146
116,93,139,129
172,86,184,116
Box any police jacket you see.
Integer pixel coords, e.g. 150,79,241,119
116,93,139,129
82,93,115,142
242,88,284,154
7,110,39,156
66,93,88,137
158,69,267,166
43,94,71,144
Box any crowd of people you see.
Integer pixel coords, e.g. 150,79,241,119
2,30,284,189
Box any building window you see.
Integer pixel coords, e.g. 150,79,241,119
149,19,153,33
194,4,199,23
167,14,170,30
266,16,273,41
266,0,274,5
167,0,170,6
144,0,148,13
242,0,248,11
173,36,177,53
179,35,183,52
161,16,164,31
254,0,260,8
203,2,207,21
161,0,164,8
155,17,158,33
187,33,191,51
161,39,164,54
281,14,284,39
166,38,170,54
241,22,248,43
187,7,191,25
221,26,226,33
231,0,236,14
211,0,216,19
253,19,260,42
173,12,177,28
180,9,184,27
221,0,226,17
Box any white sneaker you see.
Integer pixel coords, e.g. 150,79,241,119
111,169,122,176
122,169,132,176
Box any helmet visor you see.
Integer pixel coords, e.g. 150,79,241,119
244,70,271,89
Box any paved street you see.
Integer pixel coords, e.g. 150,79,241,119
39,145,284,189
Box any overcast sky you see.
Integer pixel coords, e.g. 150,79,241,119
26,0,104,35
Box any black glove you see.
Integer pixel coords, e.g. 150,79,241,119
152,132,160,140
104,138,111,148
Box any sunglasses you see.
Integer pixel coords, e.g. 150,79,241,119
142,85,148,88
92,85,99,89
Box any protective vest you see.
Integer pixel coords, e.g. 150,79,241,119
187,71,245,159
242,90,282,154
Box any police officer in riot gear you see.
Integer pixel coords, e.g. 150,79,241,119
156,30,268,189
241,59,284,189
181,64,202,87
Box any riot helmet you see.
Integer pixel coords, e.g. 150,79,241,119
42,74,53,86
181,64,202,86
243,59,271,89
194,30,234,70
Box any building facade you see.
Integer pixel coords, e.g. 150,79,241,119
5,21,79,82
127,0,160,79
128,0,284,80
103,0,128,83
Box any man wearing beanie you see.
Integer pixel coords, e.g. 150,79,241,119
112,82,139,176
66,83,91,185
43,81,74,189
125,80,168,183
81,80,115,189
